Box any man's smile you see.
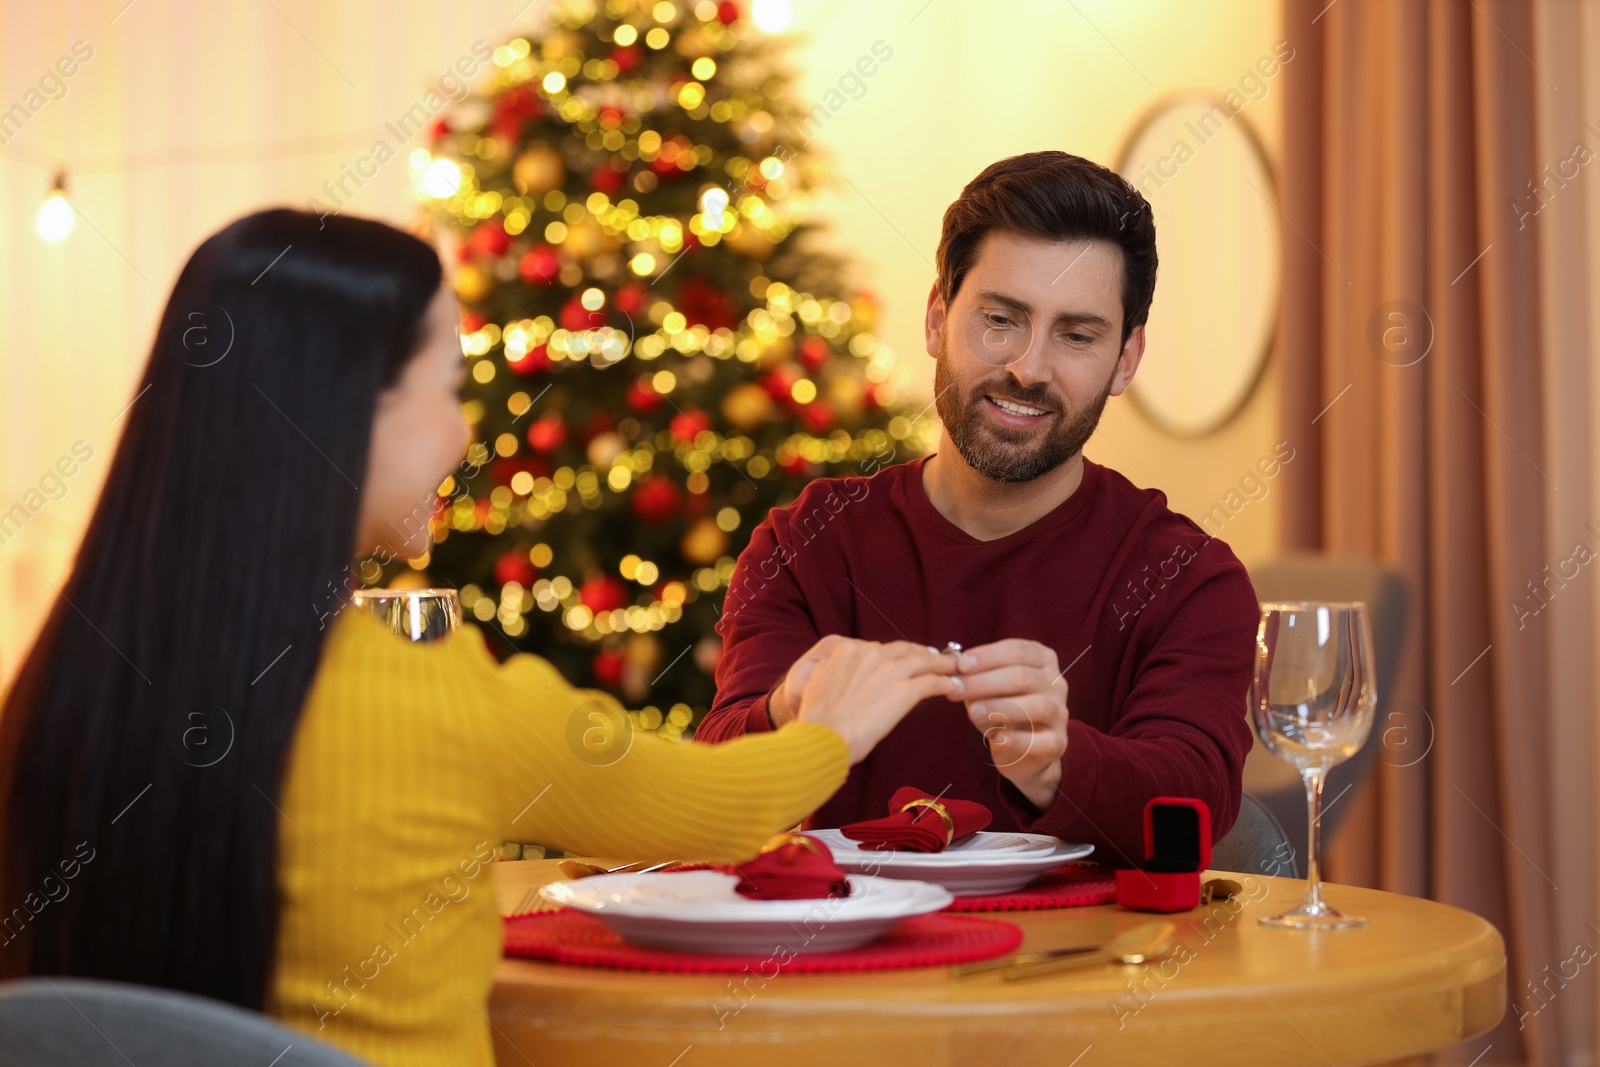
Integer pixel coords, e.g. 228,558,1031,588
983,393,1055,428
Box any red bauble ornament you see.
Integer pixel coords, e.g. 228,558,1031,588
717,1,740,24
762,365,799,402
467,222,511,259
677,276,738,332
630,475,681,523
526,414,567,452
491,111,521,144
518,245,560,286
670,409,713,443
800,403,834,432
580,575,628,614
779,453,810,477
428,118,451,147
460,310,487,334
494,550,537,588
561,295,607,332
611,45,642,73
626,378,663,414
592,647,626,687
589,165,626,197
798,335,831,370
492,455,548,486
508,344,551,376
492,85,542,142
614,282,649,317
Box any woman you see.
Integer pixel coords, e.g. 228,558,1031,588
0,209,956,1066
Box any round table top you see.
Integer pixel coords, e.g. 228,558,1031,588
489,859,1504,1067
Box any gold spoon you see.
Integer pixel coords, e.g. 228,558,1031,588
557,859,677,880
1002,921,1176,981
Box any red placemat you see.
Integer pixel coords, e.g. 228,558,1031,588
503,910,1022,974
946,862,1117,912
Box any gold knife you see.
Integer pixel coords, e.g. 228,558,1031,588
949,942,1099,978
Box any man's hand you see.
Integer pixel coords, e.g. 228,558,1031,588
956,639,1069,811
767,635,851,727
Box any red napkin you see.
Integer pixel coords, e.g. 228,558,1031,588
727,834,851,900
840,787,993,853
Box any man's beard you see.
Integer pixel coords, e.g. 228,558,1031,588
933,335,1117,484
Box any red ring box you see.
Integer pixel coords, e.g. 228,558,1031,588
1114,796,1212,913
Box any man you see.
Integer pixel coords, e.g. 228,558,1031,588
695,151,1258,864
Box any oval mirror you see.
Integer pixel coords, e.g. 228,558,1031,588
1114,95,1279,438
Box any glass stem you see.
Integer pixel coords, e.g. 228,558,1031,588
1302,767,1327,912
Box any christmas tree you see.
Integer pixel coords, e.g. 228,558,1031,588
408,0,932,739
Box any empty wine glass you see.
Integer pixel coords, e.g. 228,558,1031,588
350,587,461,643
1250,601,1377,929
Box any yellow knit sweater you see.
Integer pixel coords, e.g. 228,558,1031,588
268,608,848,1066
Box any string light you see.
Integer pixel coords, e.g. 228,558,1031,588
35,171,73,243
421,157,462,198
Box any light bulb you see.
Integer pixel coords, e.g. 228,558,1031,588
751,0,792,32
421,158,462,198
36,173,74,243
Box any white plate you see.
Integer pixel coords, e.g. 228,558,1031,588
540,870,954,954
803,830,1095,896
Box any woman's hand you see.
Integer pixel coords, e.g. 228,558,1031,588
794,639,962,764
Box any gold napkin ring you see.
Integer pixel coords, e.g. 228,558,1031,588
759,832,820,855
900,798,956,846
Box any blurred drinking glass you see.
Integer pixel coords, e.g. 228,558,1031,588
1250,601,1377,929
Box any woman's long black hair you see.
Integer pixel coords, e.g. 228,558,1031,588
0,208,443,1008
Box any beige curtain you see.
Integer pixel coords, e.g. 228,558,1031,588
1280,0,1579,1063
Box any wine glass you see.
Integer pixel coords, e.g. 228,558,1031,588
350,587,461,643
1250,601,1377,929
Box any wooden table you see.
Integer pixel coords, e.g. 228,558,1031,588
490,860,1504,1067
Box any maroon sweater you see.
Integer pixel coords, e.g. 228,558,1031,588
696,456,1258,865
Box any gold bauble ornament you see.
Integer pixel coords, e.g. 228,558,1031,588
626,631,663,668
452,263,491,303
674,31,717,60
543,29,583,60
514,145,565,196
827,375,866,421
850,294,879,331
681,517,728,565
564,219,619,258
586,431,627,469
720,383,774,431
725,221,775,259
757,335,793,370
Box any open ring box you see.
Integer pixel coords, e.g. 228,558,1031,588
1115,796,1212,913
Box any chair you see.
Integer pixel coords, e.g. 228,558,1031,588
1242,553,1409,862
1212,792,1299,878
0,978,371,1066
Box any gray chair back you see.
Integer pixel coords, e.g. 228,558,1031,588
1242,553,1409,856
1212,792,1299,878
0,978,371,1067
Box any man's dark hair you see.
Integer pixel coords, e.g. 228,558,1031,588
935,151,1158,344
